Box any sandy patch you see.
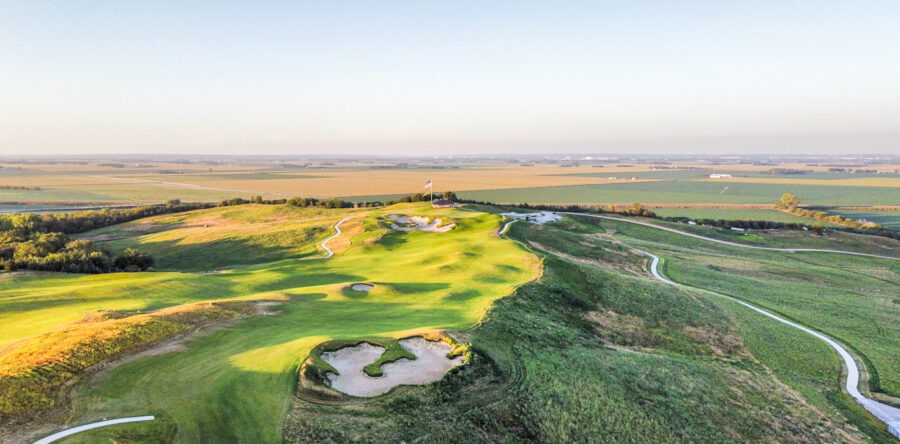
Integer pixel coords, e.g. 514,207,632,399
350,283,374,292
254,301,284,315
320,338,463,397
121,222,155,233
387,215,455,233
501,212,562,224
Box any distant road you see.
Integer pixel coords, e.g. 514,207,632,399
560,212,900,261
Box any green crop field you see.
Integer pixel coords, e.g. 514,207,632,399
831,210,900,230
458,181,900,206
650,208,829,224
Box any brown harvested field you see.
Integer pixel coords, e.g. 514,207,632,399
131,167,657,197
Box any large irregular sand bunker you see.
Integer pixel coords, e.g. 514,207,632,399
500,211,562,225
387,215,455,232
320,338,464,397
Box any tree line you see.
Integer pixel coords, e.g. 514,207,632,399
0,201,213,273
0,185,41,191
775,193,882,230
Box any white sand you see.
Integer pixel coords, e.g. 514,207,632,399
387,215,456,233
350,283,374,292
500,212,562,225
320,338,464,397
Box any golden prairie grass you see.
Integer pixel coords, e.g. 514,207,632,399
0,300,255,418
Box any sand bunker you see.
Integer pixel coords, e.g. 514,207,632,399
387,215,455,233
500,212,562,225
320,337,464,397
350,283,375,292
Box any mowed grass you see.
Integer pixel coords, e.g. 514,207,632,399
80,204,344,271
1,203,538,443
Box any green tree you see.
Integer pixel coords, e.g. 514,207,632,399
777,193,800,210
811,222,824,235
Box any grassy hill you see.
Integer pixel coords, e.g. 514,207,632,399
3,202,898,442
0,202,539,442
79,204,346,271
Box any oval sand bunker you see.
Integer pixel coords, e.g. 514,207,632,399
350,283,375,292
320,338,463,397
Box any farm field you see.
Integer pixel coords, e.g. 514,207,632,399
831,210,900,230
4,161,900,213
458,181,900,206
650,208,830,224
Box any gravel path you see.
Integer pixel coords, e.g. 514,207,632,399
320,217,350,258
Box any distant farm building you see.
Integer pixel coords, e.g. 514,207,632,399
709,174,732,178
432,199,453,208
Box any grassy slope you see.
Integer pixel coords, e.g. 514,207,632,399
569,215,900,396
3,203,538,443
280,219,870,443
81,204,340,271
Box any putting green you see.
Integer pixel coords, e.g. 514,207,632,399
2,203,538,443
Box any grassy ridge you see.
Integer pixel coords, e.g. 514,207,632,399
0,300,255,418
81,205,341,270
651,207,837,225
282,222,865,442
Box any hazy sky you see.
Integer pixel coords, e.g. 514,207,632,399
1,1,898,156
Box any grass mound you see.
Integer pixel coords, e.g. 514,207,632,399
81,204,349,270
0,300,255,419
298,332,466,403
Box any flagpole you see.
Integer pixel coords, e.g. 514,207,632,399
430,178,433,205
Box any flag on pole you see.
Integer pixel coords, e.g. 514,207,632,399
423,180,432,189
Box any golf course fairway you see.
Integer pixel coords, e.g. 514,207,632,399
1,203,539,443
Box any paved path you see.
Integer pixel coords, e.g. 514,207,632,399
498,220,517,236
320,217,350,258
569,213,900,440
32,416,155,444
560,212,900,261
